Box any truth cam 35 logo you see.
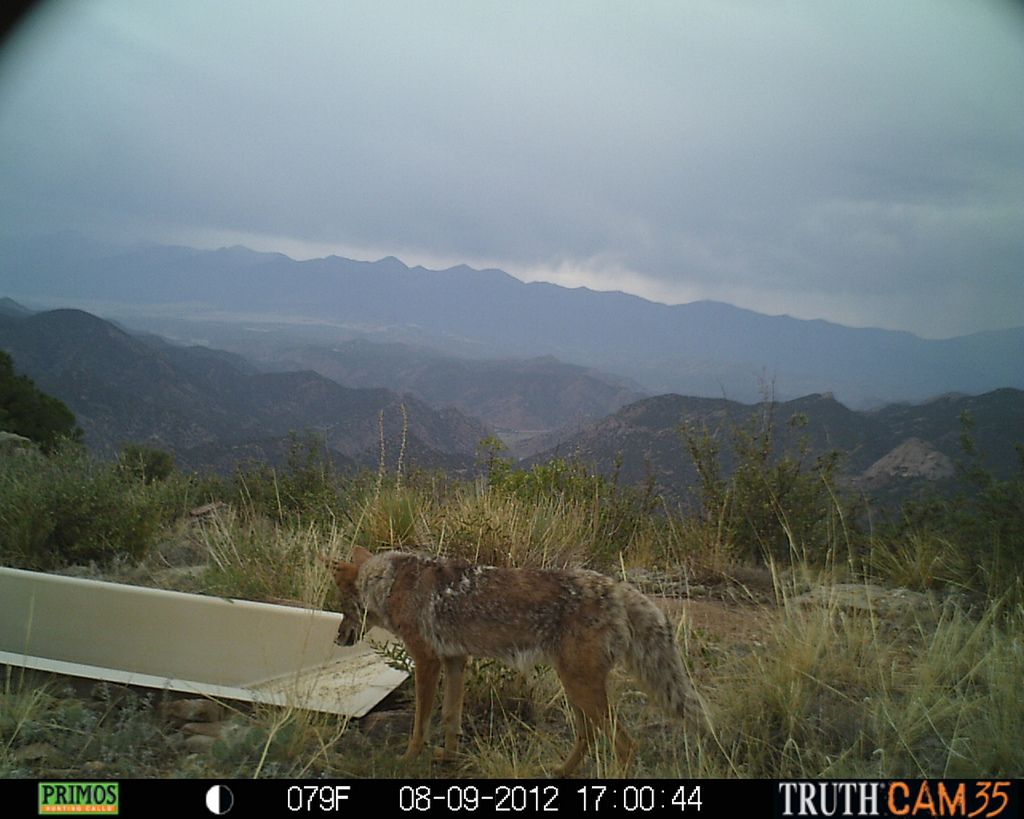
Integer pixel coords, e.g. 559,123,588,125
777,781,1015,819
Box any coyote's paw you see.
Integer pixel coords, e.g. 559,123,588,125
399,743,425,764
433,746,463,764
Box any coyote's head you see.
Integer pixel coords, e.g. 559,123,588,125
323,546,373,647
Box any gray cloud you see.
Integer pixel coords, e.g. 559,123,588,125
1,0,1021,338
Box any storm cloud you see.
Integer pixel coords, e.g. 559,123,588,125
1,0,1021,337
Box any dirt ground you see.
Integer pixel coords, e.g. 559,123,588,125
646,564,780,653
673,598,775,649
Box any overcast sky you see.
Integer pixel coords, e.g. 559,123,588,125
1,0,1022,338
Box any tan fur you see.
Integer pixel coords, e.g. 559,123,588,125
326,546,696,776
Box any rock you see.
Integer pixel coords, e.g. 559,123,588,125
792,583,933,618
360,709,414,740
182,720,244,740
149,565,207,586
180,720,246,754
14,742,56,762
0,431,33,450
162,698,224,722
862,438,955,485
184,734,219,754
189,501,228,519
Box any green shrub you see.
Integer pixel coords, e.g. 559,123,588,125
0,351,82,451
227,433,346,529
0,444,182,567
117,443,176,484
681,405,853,565
479,440,663,567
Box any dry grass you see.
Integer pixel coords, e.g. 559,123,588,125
3,472,1022,779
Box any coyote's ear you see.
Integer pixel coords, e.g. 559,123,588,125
352,546,372,568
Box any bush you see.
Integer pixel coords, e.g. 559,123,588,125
681,404,853,565
117,444,176,484
227,433,346,529
0,351,81,451
479,439,663,567
871,419,1024,600
0,444,183,567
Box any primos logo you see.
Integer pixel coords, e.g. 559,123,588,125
38,783,119,815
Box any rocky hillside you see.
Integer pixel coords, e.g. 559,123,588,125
0,308,490,472
528,389,1024,502
263,340,645,446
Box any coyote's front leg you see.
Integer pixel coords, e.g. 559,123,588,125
400,654,440,763
434,655,468,762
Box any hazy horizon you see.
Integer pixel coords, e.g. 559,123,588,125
4,230,1023,347
1,1,1022,339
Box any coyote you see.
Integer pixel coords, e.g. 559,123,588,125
326,547,696,776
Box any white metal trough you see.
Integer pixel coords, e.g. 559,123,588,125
0,567,407,717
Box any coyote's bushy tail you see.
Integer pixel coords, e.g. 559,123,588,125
620,586,695,721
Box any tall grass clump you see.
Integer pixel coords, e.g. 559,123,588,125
348,480,434,550
195,505,342,606
334,439,670,573
437,483,603,568
477,438,667,569
705,577,1024,778
184,434,357,602
341,476,595,569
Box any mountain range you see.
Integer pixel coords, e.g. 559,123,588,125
527,389,1024,502
0,307,489,473
2,232,1021,410
256,341,645,444
1,304,1020,502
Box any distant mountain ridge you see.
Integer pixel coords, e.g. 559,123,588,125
0,297,34,318
262,340,646,443
3,303,1020,502
527,389,1024,501
0,308,489,472
2,233,1021,409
